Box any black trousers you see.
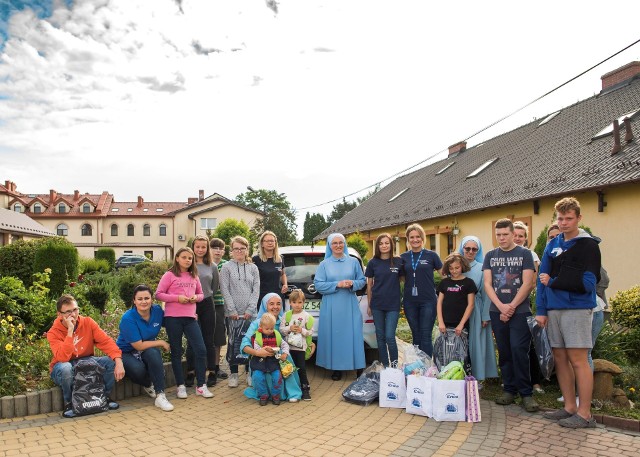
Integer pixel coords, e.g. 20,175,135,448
187,297,217,371
290,350,309,386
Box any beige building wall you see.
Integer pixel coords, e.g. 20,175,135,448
173,205,261,248
351,184,638,297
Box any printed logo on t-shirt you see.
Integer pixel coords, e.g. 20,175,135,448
419,260,430,265
446,284,463,293
389,267,399,273
551,247,563,257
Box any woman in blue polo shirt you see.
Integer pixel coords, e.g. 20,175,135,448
365,233,404,367
116,284,173,411
400,223,443,357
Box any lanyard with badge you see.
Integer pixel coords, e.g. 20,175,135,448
410,250,423,296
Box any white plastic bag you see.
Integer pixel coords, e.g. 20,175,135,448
431,379,466,421
286,332,304,349
379,367,406,408
405,375,434,417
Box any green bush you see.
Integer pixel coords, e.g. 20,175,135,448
79,258,110,274
619,328,640,363
610,285,640,329
33,237,79,298
85,284,110,312
346,232,368,261
118,269,140,307
95,248,115,271
0,271,56,334
134,261,170,293
533,225,549,260
592,320,633,365
0,239,43,287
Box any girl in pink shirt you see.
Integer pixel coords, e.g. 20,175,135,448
155,247,213,400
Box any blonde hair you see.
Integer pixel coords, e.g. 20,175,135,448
289,289,305,303
258,230,281,263
555,197,581,216
513,221,529,246
230,236,252,263
259,313,276,329
405,223,425,246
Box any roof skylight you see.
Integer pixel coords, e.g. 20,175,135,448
156,208,163,212
388,188,409,202
467,158,498,178
592,109,640,139
538,111,560,126
127,208,132,212
436,162,455,175
111,208,119,212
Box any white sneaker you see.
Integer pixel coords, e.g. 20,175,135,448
196,384,214,398
143,384,156,398
246,374,252,387
155,392,174,411
289,397,299,403
228,373,239,388
176,384,188,399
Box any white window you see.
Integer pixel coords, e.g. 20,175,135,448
143,224,151,236
33,203,42,213
111,224,118,236
57,224,68,236
81,223,92,236
13,203,21,212
82,203,91,213
200,218,217,230
159,224,167,236
58,203,66,213
467,158,499,178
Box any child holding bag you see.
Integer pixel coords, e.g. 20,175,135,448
280,289,314,400
250,313,289,406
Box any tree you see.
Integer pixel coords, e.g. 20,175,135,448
235,188,298,245
303,212,330,243
347,232,369,261
327,198,357,225
212,218,255,258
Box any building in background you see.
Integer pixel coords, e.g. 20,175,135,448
0,183,262,260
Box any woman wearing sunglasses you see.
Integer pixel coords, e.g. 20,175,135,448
458,236,498,385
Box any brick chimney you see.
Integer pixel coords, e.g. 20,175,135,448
199,190,204,201
188,197,198,205
137,196,144,208
74,190,80,200
49,189,57,203
601,61,640,91
448,141,467,156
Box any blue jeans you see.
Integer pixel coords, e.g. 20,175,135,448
490,311,533,397
252,369,283,399
164,317,207,386
372,309,400,367
50,356,115,404
588,310,605,371
404,302,436,357
121,348,166,393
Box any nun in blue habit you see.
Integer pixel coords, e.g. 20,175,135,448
240,293,302,401
458,235,498,382
315,233,367,381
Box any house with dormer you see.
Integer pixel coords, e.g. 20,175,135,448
318,62,640,295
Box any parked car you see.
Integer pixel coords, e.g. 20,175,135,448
115,255,149,270
279,245,378,352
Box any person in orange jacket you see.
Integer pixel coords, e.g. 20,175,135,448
47,294,125,417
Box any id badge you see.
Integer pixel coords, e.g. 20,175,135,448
412,286,418,296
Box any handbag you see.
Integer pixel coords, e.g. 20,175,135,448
405,375,434,417
379,366,406,408
431,379,466,421
465,376,482,422
286,332,304,349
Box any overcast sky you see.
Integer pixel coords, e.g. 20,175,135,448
1,0,640,236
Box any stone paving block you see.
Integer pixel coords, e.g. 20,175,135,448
51,387,64,411
1,396,15,419
13,395,27,417
38,389,52,414
26,391,40,416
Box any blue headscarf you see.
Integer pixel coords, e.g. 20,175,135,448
257,292,284,319
457,235,484,263
325,233,347,259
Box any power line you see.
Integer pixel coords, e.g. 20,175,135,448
296,37,640,212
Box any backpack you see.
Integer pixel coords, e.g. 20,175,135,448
72,358,109,416
284,310,315,360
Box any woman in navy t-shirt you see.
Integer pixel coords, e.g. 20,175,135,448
400,223,443,357
365,233,404,367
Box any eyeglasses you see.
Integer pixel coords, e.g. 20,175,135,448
232,247,247,252
60,307,79,317
464,247,479,253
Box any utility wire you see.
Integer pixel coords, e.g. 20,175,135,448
296,37,640,212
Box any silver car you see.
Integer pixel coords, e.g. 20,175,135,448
279,245,378,350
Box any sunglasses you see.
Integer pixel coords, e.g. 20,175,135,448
464,247,479,253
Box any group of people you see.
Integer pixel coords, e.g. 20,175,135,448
46,196,604,428
47,231,309,416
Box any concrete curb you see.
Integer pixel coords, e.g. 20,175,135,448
0,361,180,419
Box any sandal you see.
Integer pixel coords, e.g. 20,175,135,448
331,370,342,381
